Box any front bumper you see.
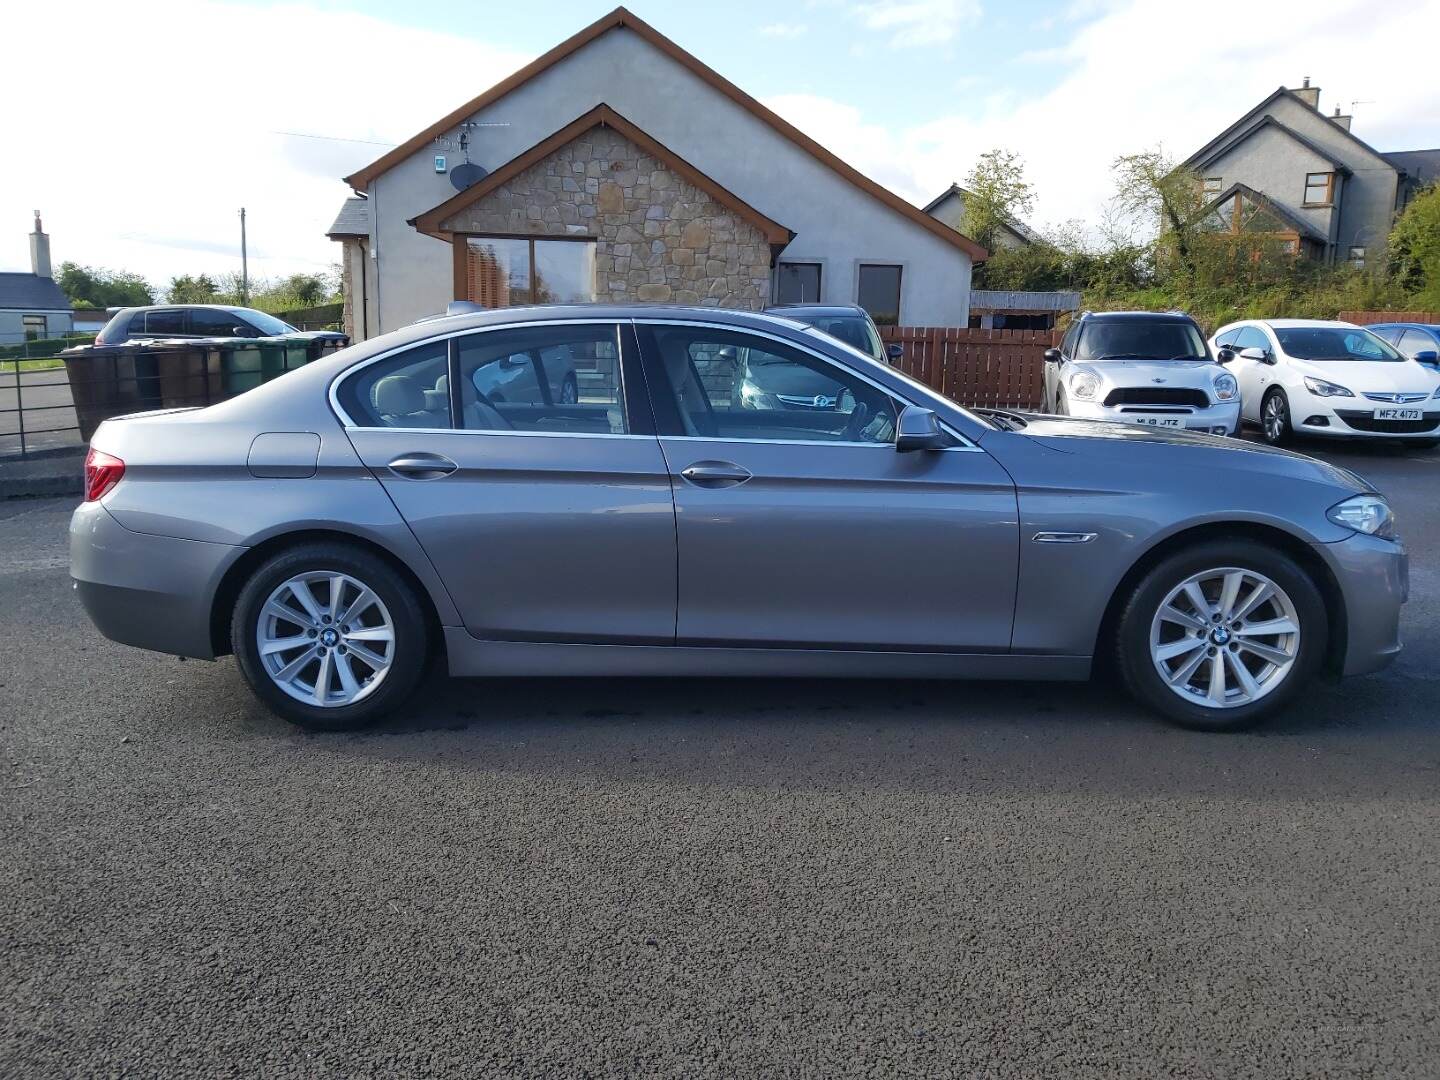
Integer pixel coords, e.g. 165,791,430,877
1066,397,1241,435
70,501,244,660
1291,396,1440,439
1319,532,1408,677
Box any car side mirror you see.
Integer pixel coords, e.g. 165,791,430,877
1239,347,1270,363
1216,347,1235,365
232,325,256,338
894,405,950,452
1413,349,1439,365
886,343,904,361
1043,348,1062,364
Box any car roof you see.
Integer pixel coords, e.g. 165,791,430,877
1257,319,1361,329
763,303,868,318
116,304,262,316
1369,322,1440,330
1079,310,1197,322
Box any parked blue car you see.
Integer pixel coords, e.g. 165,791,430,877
1369,323,1440,374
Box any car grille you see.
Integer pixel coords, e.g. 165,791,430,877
1334,410,1440,433
1103,388,1210,407
1362,392,1430,405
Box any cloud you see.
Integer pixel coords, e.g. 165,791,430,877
849,0,983,47
0,0,530,284
760,21,809,37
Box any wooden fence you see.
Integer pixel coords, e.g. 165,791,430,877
879,326,1055,409
1339,310,1440,325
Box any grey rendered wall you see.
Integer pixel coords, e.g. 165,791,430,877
365,27,971,332
925,190,1026,251
0,309,73,345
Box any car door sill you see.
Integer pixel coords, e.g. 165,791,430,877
443,630,1090,681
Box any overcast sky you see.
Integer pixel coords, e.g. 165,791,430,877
4,0,1437,289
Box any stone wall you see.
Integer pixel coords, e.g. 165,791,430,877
439,126,774,307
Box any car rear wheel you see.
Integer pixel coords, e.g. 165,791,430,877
559,374,579,405
1261,388,1292,445
1115,539,1326,731
232,543,430,730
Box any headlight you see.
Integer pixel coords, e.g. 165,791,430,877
1213,373,1237,401
1068,370,1100,401
1327,494,1395,539
1304,376,1354,398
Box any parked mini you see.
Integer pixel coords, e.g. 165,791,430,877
1042,311,1240,436
1210,319,1440,447
72,305,1406,734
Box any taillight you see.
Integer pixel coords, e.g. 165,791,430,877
83,448,125,502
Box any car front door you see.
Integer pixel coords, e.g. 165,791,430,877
635,321,1018,652
1229,325,1273,421
338,322,676,645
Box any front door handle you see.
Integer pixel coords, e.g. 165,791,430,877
680,461,752,487
387,453,457,480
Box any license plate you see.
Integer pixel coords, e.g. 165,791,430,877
1373,408,1423,420
1129,416,1184,427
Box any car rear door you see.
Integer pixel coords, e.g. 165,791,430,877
339,321,677,645
634,320,1018,652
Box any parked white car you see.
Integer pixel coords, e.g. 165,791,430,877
1210,320,1440,447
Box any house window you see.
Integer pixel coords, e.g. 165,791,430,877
1348,246,1366,269
1303,172,1334,206
22,314,46,341
462,236,596,307
775,262,821,304
857,264,902,326
1202,177,1223,198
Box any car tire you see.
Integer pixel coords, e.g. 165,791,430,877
559,374,579,405
1055,388,1069,416
1114,539,1326,732
1260,388,1292,445
231,542,430,731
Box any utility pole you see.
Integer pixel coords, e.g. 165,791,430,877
239,207,249,303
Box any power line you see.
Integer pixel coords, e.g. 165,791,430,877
273,130,396,146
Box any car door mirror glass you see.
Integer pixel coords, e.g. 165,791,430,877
894,405,949,452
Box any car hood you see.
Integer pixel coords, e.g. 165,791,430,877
743,363,835,396
1289,357,1439,395
1077,358,1224,389
1012,414,1373,491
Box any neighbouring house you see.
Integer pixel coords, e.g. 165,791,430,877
0,214,73,345
69,308,110,334
330,6,986,342
1183,78,1439,268
923,184,1040,251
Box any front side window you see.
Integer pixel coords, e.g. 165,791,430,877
857,264,902,326
1304,172,1334,206
641,325,897,445
335,339,450,428
463,236,596,307
244,309,299,335
1234,326,1272,352
1074,320,1208,362
775,262,821,304
190,308,249,337
1273,326,1403,362
457,323,625,434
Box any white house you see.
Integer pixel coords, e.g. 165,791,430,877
0,215,73,345
329,7,986,342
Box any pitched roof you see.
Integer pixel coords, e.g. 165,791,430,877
1190,114,1351,174
348,6,987,262
1183,86,1394,172
1200,182,1328,242
326,197,371,239
411,104,794,248
1385,148,1440,186
922,183,1041,244
0,272,70,312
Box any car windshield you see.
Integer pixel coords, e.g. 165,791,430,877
242,309,299,335
795,315,884,361
1272,326,1404,362
1075,321,1208,362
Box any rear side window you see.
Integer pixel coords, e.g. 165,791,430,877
335,340,450,428
142,309,187,336
456,323,626,435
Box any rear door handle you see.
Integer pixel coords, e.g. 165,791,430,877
680,461,752,487
387,453,457,480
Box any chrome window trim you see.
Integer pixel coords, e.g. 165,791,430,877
341,426,654,441
633,317,983,451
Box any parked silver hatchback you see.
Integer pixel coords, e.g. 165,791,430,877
71,306,1406,732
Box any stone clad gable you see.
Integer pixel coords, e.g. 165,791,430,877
438,126,773,307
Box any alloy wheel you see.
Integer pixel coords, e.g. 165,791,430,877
559,378,579,405
1149,566,1301,709
1263,394,1287,442
257,571,395,707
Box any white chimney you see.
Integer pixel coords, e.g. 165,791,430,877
1293,76,1320,110
29,211,52,279
1331,105,1352,132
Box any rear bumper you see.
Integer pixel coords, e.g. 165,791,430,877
1320,532,1408,676
70,501,243,660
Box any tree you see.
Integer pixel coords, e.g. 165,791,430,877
1388,184,1440,303
959,148,1037,252
1110,150,1207,275
166,274,219,303
55,262,155,309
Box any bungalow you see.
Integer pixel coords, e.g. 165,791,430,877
330,7,986,342
0,215,72,345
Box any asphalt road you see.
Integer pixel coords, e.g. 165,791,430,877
2,439,1438,1078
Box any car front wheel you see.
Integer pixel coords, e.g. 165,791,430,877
1115,539,1326,731
231,543,430,730
1261,388,1292,444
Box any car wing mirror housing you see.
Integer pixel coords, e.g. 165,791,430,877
895,405,950,452
886,343,904,361
1239,347,1270,363
1216,347,1234,365
1413,349,1439,365
1043,348,1062,364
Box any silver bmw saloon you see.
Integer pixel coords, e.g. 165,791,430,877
70,305,1407,732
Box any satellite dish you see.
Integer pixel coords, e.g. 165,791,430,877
451,163,488,191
